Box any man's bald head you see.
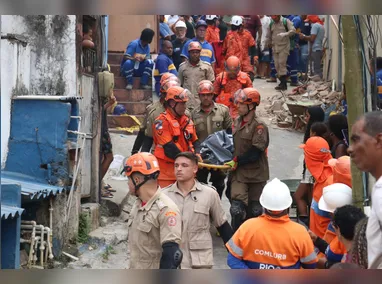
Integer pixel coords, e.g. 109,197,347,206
161,40,173,56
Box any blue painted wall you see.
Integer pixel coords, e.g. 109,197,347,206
1,184,22,269
5,99,79,184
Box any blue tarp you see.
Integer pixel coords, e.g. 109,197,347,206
1,171,66,200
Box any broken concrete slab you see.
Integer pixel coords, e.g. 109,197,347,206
100,178,130,217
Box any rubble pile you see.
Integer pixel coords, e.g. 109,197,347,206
265,81,344,130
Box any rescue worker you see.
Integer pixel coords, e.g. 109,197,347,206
178,41,215,110
300,136,334,239
152,86,200,188
153,40,178,96
238,23,258,81
123,153,182,269
265,15,296,90
181,20,216,69
309,156,352,268
191,80,232,198
140,79,182,153
311,183,353,268
162,152,233,269
121,28,155,90
225,88,270,232
213,56,252,119
226,178,318,269
205,15,220,43
131,73,180,155
222,16,244,63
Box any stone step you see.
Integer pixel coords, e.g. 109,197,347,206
108,52,124,65
107,114,145,129
109,64,121,77
113,88,152,102
114,76,126,89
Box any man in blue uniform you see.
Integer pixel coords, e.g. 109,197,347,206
154,40,178,96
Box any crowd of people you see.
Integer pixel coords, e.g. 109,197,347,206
104,15,382,270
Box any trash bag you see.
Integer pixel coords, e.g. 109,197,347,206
200,130,234,165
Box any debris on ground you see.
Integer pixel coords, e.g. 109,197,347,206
265,80,345,131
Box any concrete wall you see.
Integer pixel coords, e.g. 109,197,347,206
1,15,77,168
108,15,158,53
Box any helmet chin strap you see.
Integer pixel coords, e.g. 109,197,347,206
171,102,182,117
242,104,255,117
131,172,159,195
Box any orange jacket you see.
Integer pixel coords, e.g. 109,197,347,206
213,71,252,119
152,111,198,181
222,30,244,62
238,29,256,73
310,175,333,239
226,214,318,269
206,26,220,43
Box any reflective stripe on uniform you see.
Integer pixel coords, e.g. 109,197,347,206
300,251,317,264
227,238,243,257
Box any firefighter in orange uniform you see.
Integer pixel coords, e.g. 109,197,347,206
226,178,318,269
222,16,244,63
213,56,252,119
205,15,220,43
152,86,200,188
238,25,258,81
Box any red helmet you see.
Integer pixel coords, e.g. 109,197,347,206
160,79,180,94
188,41,202,52
197,80,214,94
160,73,177,85
165,86,189,103
225,56,241,73
234,88,261,105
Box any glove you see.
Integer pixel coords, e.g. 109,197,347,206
225,160,237,170
277,32,289,38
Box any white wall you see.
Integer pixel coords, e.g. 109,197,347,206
1,16,31,168
1,15,77,168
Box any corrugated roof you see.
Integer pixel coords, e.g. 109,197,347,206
1,171,67,200
1,205,24,219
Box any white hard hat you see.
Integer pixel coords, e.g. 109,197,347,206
318,183,352,213
259,178,293,211
175,21,187,29
231,15,243,26
206,15,218,20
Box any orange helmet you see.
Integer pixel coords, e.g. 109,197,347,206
225,56,241,72
234,88,261,105
160,79,180,94
165,86,189,103
123,152,160,177
160,73,177,85
197,80,214,94
188,41,202,52
329,156,352,187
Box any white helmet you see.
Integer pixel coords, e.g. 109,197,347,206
231,15,243,26
318,183,352,213
175,21,187,29
206,15,218,21
260,178,293,211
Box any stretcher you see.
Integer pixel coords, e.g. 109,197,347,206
198,162,231,171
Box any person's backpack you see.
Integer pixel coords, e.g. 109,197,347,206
269,17,295,51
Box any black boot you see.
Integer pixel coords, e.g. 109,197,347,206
275,75,287,91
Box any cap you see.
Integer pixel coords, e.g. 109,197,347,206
175,21,187,29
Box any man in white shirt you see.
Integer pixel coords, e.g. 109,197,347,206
348,111,382,268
